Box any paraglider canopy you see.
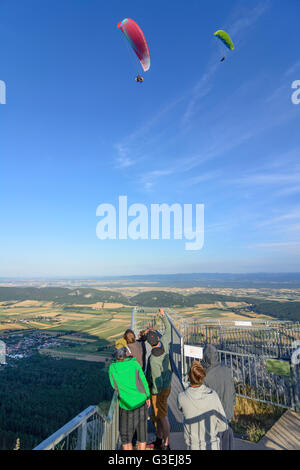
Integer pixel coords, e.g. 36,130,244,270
214,30,235,51
117,18,150,72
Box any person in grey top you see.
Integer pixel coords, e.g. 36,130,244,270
203,344,236,449
123,329,144,369
177,361,228,450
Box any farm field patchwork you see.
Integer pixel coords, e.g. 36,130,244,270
173,304,273,322
0,301,133,361
0,288,298,364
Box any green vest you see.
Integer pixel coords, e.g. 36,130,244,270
109,357,150,410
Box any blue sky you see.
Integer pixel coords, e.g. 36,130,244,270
1,0,300,277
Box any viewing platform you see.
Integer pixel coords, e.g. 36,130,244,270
34,308,300,450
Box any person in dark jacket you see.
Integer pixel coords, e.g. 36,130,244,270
202,344,236,450
145,308,172,450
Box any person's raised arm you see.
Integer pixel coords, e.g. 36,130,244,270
159,308,171,346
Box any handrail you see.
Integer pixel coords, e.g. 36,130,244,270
34,393,120,450
34,405,100,450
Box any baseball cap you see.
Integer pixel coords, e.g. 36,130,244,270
146,330,159,347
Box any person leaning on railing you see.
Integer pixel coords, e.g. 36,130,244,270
202,344,236,450
109,339,151,451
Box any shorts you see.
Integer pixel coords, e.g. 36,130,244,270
151,386,171,423
119,402,148,445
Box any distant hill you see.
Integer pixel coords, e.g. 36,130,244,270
0,287,71,301
186,293,246,304
250,300,300,322
0,287,130,305
130,291,190,308
130,291,249,307
52,288,130,305
1,287,240,308
1,287,300,322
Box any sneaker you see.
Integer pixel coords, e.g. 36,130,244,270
146,439,163,450
162,444,171,451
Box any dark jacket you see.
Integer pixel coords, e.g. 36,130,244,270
146,315,172,395
203,344,236,421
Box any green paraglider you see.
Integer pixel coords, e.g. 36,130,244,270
214,30,234,63
214,30,235,51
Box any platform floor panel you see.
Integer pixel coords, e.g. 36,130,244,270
259,410,300,450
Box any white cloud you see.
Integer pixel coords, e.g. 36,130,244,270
285,60,300,77
114,144,136,168
184,170,221,187
229,2,270,37
258,207,300,228
254,242,300,248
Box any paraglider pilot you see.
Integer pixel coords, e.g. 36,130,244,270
136,73,144,83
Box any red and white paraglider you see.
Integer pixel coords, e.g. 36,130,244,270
117,18,150,83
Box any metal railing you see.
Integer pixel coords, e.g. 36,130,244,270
183,348,300,410
34,393,119,450
138,308,300,412
34,385,119,450
166,310,300,359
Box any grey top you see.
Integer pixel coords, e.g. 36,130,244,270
203,344,236,421
126,341,143,369
177,384,228,450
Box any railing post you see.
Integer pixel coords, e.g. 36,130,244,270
76,420,87,450
181,335,185,385
290,344,300,412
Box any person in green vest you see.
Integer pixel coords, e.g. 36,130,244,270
109,338,151,450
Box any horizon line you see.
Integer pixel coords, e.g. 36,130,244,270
1,271,300,281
